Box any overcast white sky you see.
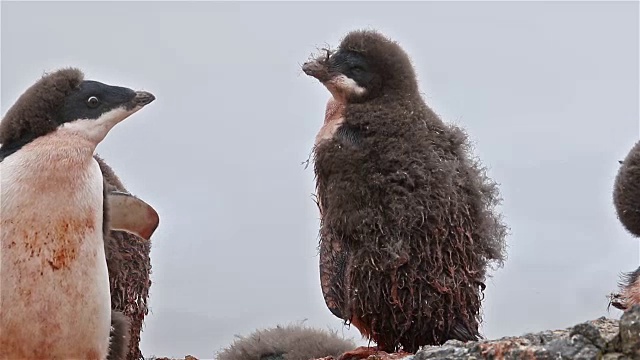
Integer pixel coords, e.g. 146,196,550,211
1,1,639,359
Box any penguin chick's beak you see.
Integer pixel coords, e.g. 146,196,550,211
302,59,334,83
130,91,155,109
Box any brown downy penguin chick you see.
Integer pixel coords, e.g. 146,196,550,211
610,141,640,311
96,154,160,360
613,140,640,237
302,30,508,357
0,68,155,359
216,324,355,360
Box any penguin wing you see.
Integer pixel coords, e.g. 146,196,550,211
107,191,160,240
335,123,364,148
319,231,350,321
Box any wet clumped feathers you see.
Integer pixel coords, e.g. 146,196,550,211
308,30,508,352
216,324,355,360
97,155,153,360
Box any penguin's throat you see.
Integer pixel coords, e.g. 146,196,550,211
20,131,96,171
315,97,346,147
324,97,345,124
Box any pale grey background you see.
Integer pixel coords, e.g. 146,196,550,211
1,1,639,359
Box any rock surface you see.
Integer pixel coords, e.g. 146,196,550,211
151,306,640,360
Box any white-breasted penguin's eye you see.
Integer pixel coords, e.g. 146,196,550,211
87,96,100,108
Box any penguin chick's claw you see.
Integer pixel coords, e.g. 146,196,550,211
609,292,628,311
337,346,383,360
337,347,413,360
107,191,160,240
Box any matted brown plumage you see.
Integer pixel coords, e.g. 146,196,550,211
302,29,508,356
97,155,159,360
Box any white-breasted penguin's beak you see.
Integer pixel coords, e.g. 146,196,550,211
127,91,156,110
114,90,155,122
100,90,156,131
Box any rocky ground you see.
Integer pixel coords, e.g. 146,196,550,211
153,305,640,360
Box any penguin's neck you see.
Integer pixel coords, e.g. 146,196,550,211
324,97,345,124
1,130,100,208
315,97,346,146
14,130,97,174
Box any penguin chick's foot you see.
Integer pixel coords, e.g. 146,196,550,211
337,347,388,360
609,292,627,311
337,347,414,360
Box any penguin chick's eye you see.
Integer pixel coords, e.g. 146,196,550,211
87,96,100,108
351,66,365,74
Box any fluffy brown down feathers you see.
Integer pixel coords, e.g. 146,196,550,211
309,30,508,352
614,140,640,237
612,141,640,311
0,68,84,145
97,155,153,360
216,324,355,360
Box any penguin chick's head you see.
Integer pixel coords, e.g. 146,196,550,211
302,29,418,103
0,67,155,149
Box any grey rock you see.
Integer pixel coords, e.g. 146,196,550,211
619,305,640,358
409,306,640,360
571,322,606,349
602,354,631,360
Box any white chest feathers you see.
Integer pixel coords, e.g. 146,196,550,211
0,133,111,360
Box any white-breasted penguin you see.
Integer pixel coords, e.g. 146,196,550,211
0,68,155,359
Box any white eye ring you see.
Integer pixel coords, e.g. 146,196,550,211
87,96,100,107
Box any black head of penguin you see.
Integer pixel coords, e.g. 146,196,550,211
58,80,154,126
302,30,419,103
0,68,155,161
